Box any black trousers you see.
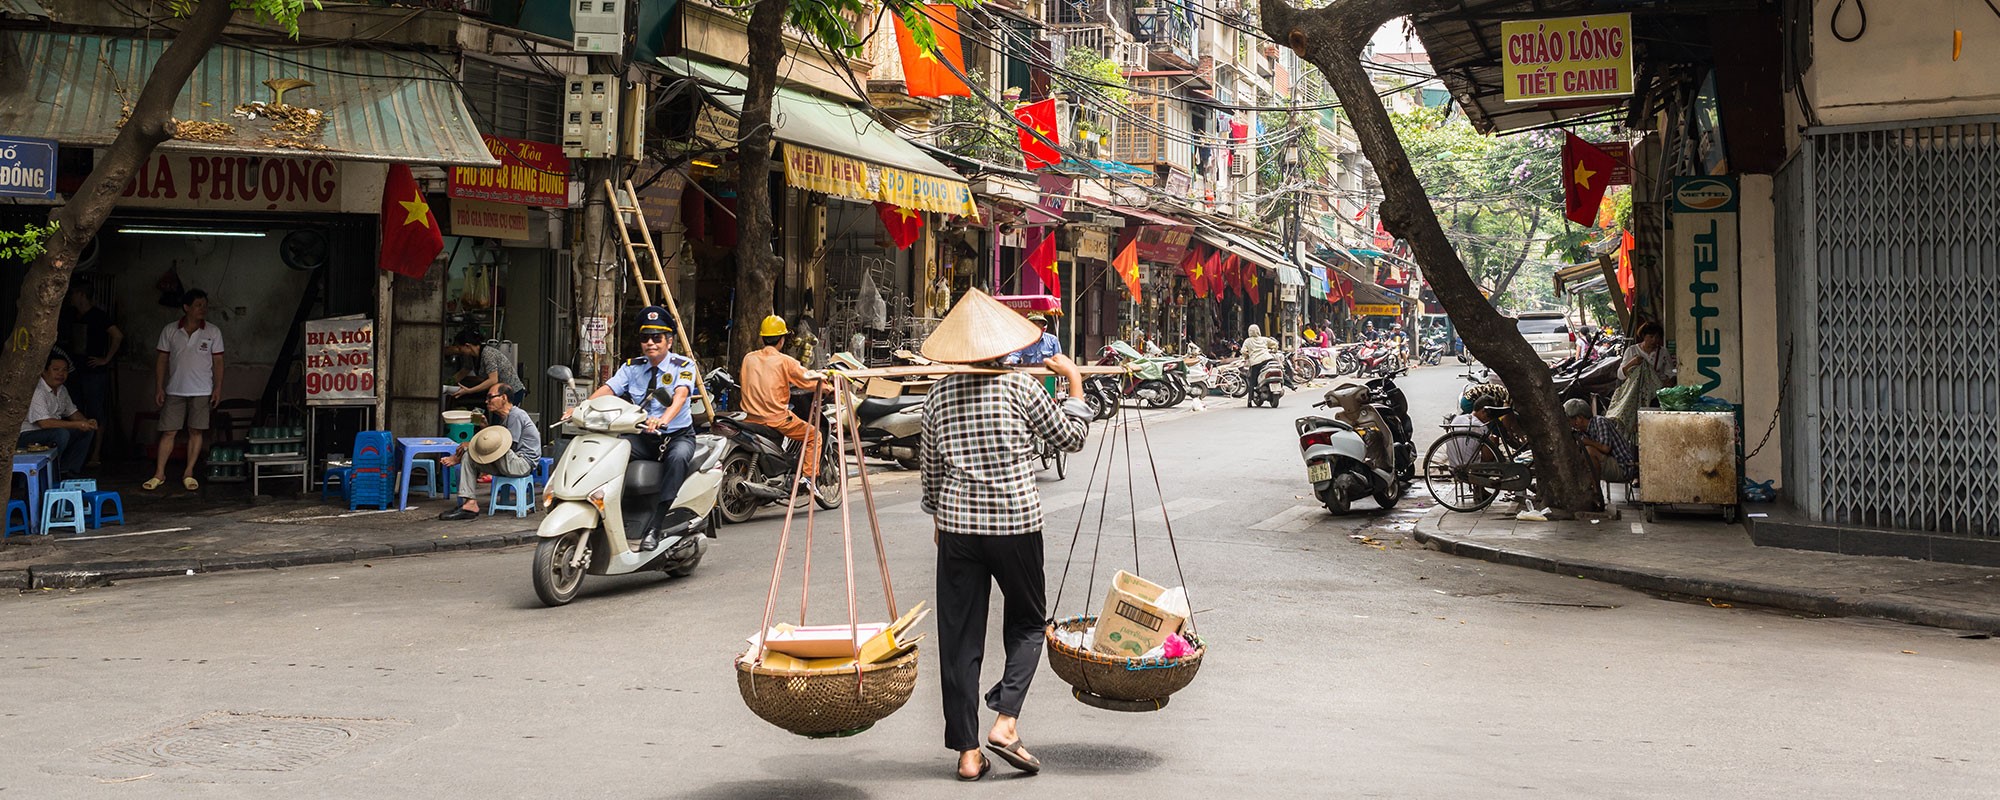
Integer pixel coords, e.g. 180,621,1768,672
936,530,1047,752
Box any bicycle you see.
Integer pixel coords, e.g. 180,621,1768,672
1421,406,1536,512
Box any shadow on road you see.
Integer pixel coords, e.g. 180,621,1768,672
679,778,871,800
1026,741,1165,774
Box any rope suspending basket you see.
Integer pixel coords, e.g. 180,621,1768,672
1046,395,1205,712
736,379,921,738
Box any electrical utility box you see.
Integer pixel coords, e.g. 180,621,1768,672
563,74,619,159
572,0,624,53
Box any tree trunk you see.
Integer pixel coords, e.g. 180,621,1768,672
0,0,239,513
1259,0,1599,513
1488,204,1544,299
731,0,793,376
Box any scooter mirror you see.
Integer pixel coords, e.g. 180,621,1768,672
547,365,575,383
1456,353,1472,364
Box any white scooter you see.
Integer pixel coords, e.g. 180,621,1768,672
532,366,725,607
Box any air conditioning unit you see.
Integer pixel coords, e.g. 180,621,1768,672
562,74,619,158
1230,149,1249,177
573,0,624,54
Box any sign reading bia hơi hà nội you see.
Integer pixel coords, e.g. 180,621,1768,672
1501,14,1634,103
304,316,376,404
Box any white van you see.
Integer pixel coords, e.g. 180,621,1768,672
1512,311,1572,363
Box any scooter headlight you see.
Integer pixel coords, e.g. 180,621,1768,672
587,482,609,512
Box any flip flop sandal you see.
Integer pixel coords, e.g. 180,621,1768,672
142,478,165,491
183,477,200,491
985,740,1042,774
956,754,991,782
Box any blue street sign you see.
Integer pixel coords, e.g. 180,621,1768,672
0,136,58,200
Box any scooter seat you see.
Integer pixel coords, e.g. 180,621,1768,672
625,460,665,499
730,417,787,441
857,396,924,423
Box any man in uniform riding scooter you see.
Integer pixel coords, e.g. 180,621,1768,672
573,307,699,551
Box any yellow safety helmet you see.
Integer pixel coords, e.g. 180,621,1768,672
759,315,789,337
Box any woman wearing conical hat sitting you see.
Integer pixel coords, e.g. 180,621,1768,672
919,289,1091,781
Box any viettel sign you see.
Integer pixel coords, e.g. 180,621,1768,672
1672,177,1738,213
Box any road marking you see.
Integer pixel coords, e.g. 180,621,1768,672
57,526,192,541
1118,497,1223,521
1249,504,1325,533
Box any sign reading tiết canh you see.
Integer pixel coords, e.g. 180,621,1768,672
448,135,570,207
304,316,376,404
1500,14,1634,103
1353,304,1401,317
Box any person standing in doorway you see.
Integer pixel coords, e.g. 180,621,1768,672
447,329,526,410
145,289,223,491
61,285,122,466
918,290,1090,781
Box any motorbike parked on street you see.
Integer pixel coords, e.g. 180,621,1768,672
850,390,926,469
701,369,845,524
1094,343,1187,409
1296,368,1415,514
533,366,726,606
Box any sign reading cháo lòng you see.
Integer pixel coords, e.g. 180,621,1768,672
1500,14,1634,103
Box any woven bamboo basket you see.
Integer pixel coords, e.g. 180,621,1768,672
735,648,921,737
1044,616,1203,711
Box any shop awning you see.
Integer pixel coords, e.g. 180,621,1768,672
661,56,976,216
0,32,498,167
1274,264,1305,286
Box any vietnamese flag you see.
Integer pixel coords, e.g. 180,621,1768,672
1026,228,1061,298
1014,98,1062,170
380,164,443,278
1176,245,1203,287
1245,264,1262,305
1224,254,1242,298
1206,250,1224,299
1187,246,1209,299
894,5,970,97
1112,233,1142,302
874,202,923,249
1562,133,1618,226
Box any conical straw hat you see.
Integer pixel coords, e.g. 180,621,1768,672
921,288,1043,364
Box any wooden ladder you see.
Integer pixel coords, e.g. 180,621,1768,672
602,178,712,423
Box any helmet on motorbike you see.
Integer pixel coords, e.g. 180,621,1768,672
759,315,789,337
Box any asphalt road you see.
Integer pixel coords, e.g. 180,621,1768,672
3,366,1995,798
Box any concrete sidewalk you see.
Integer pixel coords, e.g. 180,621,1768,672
1411,504,2000,633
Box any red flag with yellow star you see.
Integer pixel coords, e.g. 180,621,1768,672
894,5,970,98
874,202,923,249
1206,250,1224,299
1188,245,1209,299
1113,232,1142,302
1562,132,1618,226
1245,262,1262,305
1014,98,1063,170
380,164,443,278
1026,228,1062,298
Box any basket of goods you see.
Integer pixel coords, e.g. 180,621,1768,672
1046,398,1205,712
738,604,929,738
734,379,925,738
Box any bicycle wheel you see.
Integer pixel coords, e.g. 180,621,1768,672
1053,446,1067,480
1423,431,1500,512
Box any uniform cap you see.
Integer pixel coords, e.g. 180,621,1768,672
638,306,674,333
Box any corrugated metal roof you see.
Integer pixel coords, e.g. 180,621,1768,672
0,32,498,167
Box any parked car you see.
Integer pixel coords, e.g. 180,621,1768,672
1512,311,1573,364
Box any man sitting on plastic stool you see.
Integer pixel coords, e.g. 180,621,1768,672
437,384,541,519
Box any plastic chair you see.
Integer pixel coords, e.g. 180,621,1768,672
38,488,87,535
534,457,554,485
488,475,536,518
59,478,98,493
407,458,442,499
4,499,27,538
447,422,478,444
322,463,353,501
82,491,124,528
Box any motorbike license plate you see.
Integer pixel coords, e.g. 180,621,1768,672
1307,461,1333,484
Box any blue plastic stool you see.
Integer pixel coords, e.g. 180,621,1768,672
407,458,442,499
82,490,124,527
60,478,98,492
488,475,536,517
533,457,554,485
4,499,27,537
322,464,354,501
38,488,87,536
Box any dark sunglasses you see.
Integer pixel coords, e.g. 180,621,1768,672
639,333,671,343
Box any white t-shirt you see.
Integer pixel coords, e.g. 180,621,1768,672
22,378,79,433
157,321,225,397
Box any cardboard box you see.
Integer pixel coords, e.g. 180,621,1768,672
745,603,931,666
1091,570,1187,658
753,623,887,659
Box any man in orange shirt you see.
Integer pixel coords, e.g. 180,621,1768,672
740,316,829,488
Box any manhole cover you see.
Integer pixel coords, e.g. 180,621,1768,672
92,711,410,772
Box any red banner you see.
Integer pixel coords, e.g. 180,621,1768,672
448,135,570,207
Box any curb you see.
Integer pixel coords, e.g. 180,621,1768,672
1411,522,2000,634
19,531,538,590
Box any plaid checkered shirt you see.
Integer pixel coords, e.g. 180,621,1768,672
921,372,1092,535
